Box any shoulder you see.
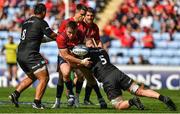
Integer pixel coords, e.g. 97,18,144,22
56,32,66,41
40,19,48,25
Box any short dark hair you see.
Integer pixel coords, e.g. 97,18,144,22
87,7,96,14
76,4,87,12
34,3,46,14
66,21,77,30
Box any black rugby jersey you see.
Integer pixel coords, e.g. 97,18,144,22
17,16,53,57
87,48,117,82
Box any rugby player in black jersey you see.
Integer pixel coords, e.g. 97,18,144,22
9,3,57,109
74,39,176,111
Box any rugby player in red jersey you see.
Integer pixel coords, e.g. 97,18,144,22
52,4,88,108
55,21,91,107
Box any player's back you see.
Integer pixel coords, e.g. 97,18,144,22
17,16,46,61
88,48,117,82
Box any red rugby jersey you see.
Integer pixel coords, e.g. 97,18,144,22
56,32,80,49
84,22,100,41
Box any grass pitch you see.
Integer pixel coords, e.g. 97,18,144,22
0,87,179,113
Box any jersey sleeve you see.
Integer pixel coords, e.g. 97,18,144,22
41,20,54,38
56,34,67,49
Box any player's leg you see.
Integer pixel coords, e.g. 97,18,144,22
60,62,75,106
111,96,144,110
74,71,84,97
80,67,107,108
52,72,64,108
9,74,35,107
12,64,18,81
102,74,144,110
32,65,49,109
101,70,144,110
73,68,85,107
129,82,177,111
84,82,93,105
7,64,13,86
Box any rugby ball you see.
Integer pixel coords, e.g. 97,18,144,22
72,44,88,56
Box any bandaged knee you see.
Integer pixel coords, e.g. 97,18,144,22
129,83,140,94
111,96,123,106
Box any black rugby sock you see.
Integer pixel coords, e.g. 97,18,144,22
56,85,64,98
65,80,74,95
92,84,102,99
158,94,165,102
76,80,83,94
34,99,41,105
14,90,20,98
128,98,134,106
84,85,92,101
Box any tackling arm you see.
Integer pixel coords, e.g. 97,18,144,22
59,48,91,67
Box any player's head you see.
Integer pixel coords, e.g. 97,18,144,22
84,7,95,24
75,4,87,22
8,36,14,44
34,3,46,19
65,21,78,39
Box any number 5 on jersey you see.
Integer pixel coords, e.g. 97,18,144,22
99,55,107,65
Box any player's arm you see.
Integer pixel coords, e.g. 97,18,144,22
41,20,57,40
59,48,91,67
42,35,55,43
56,34,91,67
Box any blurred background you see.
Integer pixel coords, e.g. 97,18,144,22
0,0,179,89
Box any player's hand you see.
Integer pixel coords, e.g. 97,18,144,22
80,58,92,67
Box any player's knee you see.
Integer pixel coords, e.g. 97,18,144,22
129,82,140,95
86,76,97,86
44,75,49,82
61,71,71,81
129,82,145,96
39,75,49,83
111,96,124,110
74,69,84,78
135,87,144,96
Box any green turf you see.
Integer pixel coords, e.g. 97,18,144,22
0,87,179,113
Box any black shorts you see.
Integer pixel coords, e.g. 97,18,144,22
17,54,46,74
102,69,133,100
7,63,17,68
56,55,67,72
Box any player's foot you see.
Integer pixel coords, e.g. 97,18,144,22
67,95,75,106
51,102,60,109
84,100,94,105
74,96,79,108
32,103,44,109
98,98,107,109
9,93,19,107
163,96,176,111
132,97,144,110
